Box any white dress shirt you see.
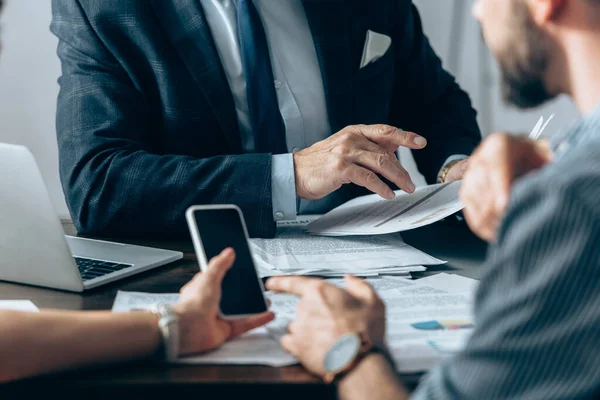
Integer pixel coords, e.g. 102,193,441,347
200,0,331,221
200,0,465,221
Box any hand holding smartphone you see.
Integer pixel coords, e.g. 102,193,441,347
186,205,269,319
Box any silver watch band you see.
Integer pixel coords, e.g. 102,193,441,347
152,304,180,362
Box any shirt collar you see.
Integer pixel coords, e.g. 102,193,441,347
551,103,600,159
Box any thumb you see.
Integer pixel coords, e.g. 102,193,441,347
203,248,236,286
228,312,276,338
191,248,235,305
516,140,552,176
533,139,553,163
344,275,378,304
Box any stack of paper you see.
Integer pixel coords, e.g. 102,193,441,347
112,273,479,373
250,227,444,278
308,182,464,236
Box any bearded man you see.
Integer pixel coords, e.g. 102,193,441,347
266,0,600,398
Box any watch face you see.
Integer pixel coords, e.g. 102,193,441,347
323,334,362,374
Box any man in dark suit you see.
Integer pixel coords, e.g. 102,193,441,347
51,0,480,238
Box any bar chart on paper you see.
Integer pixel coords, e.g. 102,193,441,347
411,320,474,331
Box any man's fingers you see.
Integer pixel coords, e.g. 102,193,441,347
461,167,500,242
352,150,416,193
346,164,395,200
444,159,469,183
533,139,552,163
487,163,512,214
280,334,299,356
288,321,299,334
229,312,276,338
463,207,493,241
344,275,379,304
204,248,235,284
357,125,427,150
466,209,496,242
266,276,321,297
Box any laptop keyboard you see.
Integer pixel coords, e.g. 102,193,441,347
74,257,133,281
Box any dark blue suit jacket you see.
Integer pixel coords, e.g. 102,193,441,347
51,0,480,238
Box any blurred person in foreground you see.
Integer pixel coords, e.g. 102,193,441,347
267,0,600,398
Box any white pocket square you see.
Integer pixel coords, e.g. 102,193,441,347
360,30,392,69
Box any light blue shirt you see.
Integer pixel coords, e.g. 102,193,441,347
412,105,600,399
200,0,331,222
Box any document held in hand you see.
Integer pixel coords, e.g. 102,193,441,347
308,182,464,236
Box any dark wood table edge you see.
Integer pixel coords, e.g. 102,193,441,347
0,219,484,397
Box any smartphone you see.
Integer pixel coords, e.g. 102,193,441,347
186,205,268,318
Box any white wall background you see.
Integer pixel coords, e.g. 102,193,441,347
0,0,64,216
0,0,581,219
413,0,579,137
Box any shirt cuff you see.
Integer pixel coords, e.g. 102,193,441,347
271,154,297,221
437,154,469,182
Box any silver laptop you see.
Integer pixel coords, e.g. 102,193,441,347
0,143,183,292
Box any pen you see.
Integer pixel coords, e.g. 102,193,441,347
529,113,555,140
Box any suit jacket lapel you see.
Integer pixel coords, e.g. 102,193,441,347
150,0,242,153
302,0,355,133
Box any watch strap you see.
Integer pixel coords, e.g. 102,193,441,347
326,344,396,385
323,332,372,385
151,304,179,362
437,159,463,184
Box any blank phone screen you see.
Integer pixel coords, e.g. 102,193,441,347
193,208,267,316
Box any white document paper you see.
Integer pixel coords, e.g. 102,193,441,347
112,291,180,313
251,229,445,274
308,182,464,236
276,215,321,228
177,327,297,367
300,267,423,279
326,276,413,292
0,300,39,312
417,273,479,294
111,291,296,367
266,275,477,374
297,266,423,278
111,274,478,373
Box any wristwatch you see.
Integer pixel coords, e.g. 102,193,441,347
437,159,463,184
322,332,395,385
151,304,180,362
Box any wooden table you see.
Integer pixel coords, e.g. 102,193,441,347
0,220,487,398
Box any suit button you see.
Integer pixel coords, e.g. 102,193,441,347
274,211,284,220
274,80,282,89
292,147,300,153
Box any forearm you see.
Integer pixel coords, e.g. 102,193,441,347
0,310,159,383
62,149,275,238
337,354,409,400
52,4,275,239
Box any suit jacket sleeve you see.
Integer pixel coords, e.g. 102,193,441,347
51,0,275,239
389,3,481,183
